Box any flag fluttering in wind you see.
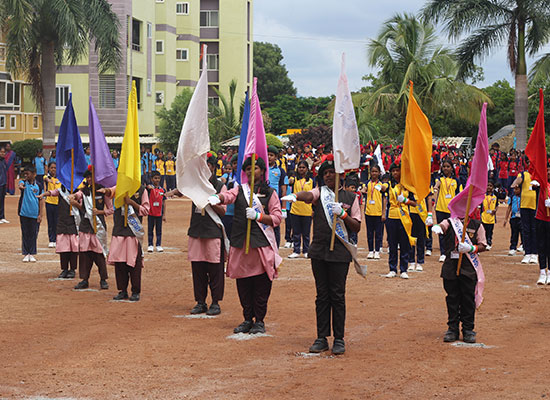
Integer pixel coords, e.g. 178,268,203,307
401,81,432,201
89,97,117,187
373,144,386,175
56,94,88,191
241,77,268,183
235,91,250,184
448,103,489,218
175,44,215,209
525,89,549,221
114,81,141,209
332,53,360,174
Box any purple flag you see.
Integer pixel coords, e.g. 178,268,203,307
242,77,268,183
89,97,117,187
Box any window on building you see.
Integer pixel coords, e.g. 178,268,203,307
176,2,189,15
132,77,142,109
99,75,116,108
206,54,219,70
147,22,153,39
33,115,39,129
14,82,20,106
0,47,5,61
55,85,70,108
176,48,189,61
200,11,219,27
10,115,16,129
155,91,164,105
147,79,152,96
5,82,14,105
132,19,141,51
156,40,164,54
0,115,5,129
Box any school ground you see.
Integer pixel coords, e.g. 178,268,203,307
0,195,548,399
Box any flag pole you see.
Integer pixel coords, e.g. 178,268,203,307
456,184,474,276
70,148,74,215
329,173,339,251
91,164,97,233
245,153,256,254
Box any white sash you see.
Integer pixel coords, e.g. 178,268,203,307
242,184,283,272
203,204,230,254
449,218,485,309
122,205,145,243
82,193,109,257
59,187,81,233
320,186,367,278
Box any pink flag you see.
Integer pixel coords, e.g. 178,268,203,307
448,102,488,219
241,77,268,183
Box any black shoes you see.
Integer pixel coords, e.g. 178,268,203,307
206,303,221,316
309,338,329,353
74,280,89,290
190,302,208,315
66,270,76,279
129,293,140,302
113,291,129,300
462,330,476,343
443,330,459,342
58,270,69,279
332,339,345,355
233,320,253,334
100,280,109,290
249,321,265,334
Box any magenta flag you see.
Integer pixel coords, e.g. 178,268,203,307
448,102,488,219
241,77,268,184
89,97,117,187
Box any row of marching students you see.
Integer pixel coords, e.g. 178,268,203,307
39,166,152,301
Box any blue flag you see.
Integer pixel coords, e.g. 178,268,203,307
236,91,250,184
56,94,88,191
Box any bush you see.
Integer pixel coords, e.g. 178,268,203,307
266,133,283,149
12,139,43,162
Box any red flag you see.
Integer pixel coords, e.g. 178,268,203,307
525,89,548,221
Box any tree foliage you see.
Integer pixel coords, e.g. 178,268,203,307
156,90,193,152
265,134,283,149
264,95,332,135
253,42,297,104
288,125,332,151
12,139,43,162
483,80,515,135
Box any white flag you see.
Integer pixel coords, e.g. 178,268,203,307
176,45,215,209
333,53,360,174
373,144,386,175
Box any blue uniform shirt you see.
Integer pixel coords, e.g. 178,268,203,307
508,195,521,218
268,164,286,195
33,157,45,175
19,180,42,218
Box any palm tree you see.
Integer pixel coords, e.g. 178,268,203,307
421,0,550,148
367,13,491,124
209,79,240,146
0,0,121,149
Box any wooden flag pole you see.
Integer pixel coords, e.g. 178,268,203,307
124,203,128,227
70,148,74,216
456,185,474,276
329,173,340,251
91,165,97,233
245,154,256,254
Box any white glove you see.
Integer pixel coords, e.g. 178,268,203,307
246,207,260,221
531,180,540,187
281,194,298,202
281,209,288,219
207,194,221,206
425,214,434,227
397,194,407,203
431,225,443,235
545,199,550,208
330,202,346,218
374,184,382,192
458,242,474,254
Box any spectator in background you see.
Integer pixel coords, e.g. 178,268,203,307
0,147,7,223
84,147,91,166
33,149,46,189
268,145,287,248
112,150,120,170
164,151,176,191
49,150,56,164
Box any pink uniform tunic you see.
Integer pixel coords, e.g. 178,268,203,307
74,190,114,253
49,189,80,253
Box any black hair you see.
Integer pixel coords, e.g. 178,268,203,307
370,164,381,172
47,161,56,168
345,175,359,188
151,170,161,178
297,160,309,169
24,165,36,174
83,170,92,178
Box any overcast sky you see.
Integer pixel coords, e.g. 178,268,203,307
253,0,549,97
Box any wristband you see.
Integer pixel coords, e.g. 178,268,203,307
340,210,348,219
256,212,263,221
428,212,433,217
469,244,478,254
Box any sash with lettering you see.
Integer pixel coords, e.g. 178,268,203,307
59,187,81,232
320,186,367,278
82,193,109,256
242,183,282,275
449,217,485,309
121,205,145,243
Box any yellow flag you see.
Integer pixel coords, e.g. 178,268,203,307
114,81,141,209
401,82,432,202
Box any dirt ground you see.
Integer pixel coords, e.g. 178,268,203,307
0,194,548,400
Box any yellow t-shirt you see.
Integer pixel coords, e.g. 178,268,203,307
520,172,537,210
165,159,176,176
44,175,61,205
155,159,165,175
481,194,497,224
388,184,409,220
364,181,387,217
290,178,314,216
436,177,460,213
216,160,223,177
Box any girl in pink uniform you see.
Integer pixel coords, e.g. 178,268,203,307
208,156,282,334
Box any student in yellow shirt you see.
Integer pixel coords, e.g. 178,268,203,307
288,161,314,259
155,153,166,189
408,193,433,272
164,151,176,191
362,165,387,259
481,180,498,250
433,160,461,262
44,162,61,248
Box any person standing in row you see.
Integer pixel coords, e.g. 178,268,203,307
362,165,387,260
267,146,287,248
408,193,433,272
33,150,46,190
535,167,550,285
287,160,314,259
0,147,7,225
503,186,522,256
147,171,166,253
43,162,61,248
282,156,361,355
18,166,43,262
208,156,282,335
481,180,498,250
164,152,176,191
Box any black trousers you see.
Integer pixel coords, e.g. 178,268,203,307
165,175,176,191
79,251,108,280
20,216,38,255
191,261,224,303
436,211,450,255
386,218,410,272
60,252,78,271
291,214,311,254
536,219,550,270
409,213,426,264
482,223,494,246
0,184,6,219
284,213,292,242
521,208,537,255
114,246,143,294
236,273,273,322
311,258,350,339
365,215,383,252
147,215,163,246
509,217,521,250
443,276,476,333
274,226,281,248
45,203,58,243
